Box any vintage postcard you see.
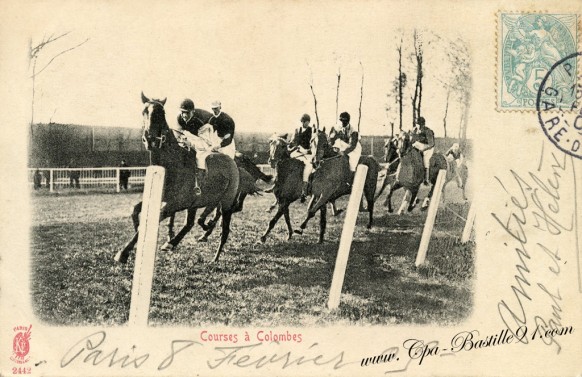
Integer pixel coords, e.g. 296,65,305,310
0,0,581,376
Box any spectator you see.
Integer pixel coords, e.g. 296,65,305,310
120,159,131,190
68,159,81,189
33,169,42,190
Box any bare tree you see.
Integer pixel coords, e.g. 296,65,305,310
411,30,424,125
385,36,407,132
443,88,450,138
306,61,320,130
357,62,364,133
29,32,89,134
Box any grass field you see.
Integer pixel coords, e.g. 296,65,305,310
30,181,475,327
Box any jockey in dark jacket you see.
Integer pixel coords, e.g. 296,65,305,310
208,101,236,158
329,112,362,173
290,113,315,200
410,116,435,185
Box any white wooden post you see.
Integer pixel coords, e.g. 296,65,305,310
328,165,368,310
116,167,121,193
49,169,54,192
461,201,476,243
129,166,165,327
415,169,446,267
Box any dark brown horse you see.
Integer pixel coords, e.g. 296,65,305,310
421,153,468,209
259,134,303,243
166,154,271,243
293,131,380,243
375,132,424,214
114,93,239,264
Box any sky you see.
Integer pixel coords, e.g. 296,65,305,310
23,1,472,138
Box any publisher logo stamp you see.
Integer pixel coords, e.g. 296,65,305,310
10,325,32,364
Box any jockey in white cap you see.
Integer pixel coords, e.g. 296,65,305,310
330,111,362,174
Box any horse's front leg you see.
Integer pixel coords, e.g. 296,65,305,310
261,201,286,243
318,204,327,243
198,209,222,243
167,212,176,241
294,196,318,235
211,210,233,263
162,208,197,251
198,206,216,231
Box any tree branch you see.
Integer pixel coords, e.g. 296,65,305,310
357,61,364,133
32,38,89,78
29,31,72,59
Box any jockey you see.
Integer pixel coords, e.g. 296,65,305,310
176,98,205,135
289,113,316,201
174,98,212,194
445,142,465,188
330,111,362,178
411,116,435,185
208,101,236,159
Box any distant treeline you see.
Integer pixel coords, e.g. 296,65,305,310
29,123,472,167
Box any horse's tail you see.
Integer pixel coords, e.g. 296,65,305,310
359,155,381,199
239,168,262,196
235,154,273,183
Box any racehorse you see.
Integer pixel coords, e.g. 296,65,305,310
114,93,239,264
422,152,468,209
374,131,424,214
166,153,271,243
293,131,380,243
259,134,303,242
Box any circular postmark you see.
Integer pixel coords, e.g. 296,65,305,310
536,51,582,159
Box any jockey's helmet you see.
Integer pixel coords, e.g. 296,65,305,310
416,116,426,126
180,99,195,112
211,100,221,109
339,112,350,125
300,114,310,123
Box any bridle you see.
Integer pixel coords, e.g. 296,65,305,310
142,100,169,149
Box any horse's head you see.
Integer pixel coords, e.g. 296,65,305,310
141,92,168,150
268,133,289,168
396,131,412,157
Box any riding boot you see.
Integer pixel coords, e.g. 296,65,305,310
194,168,205,195
300,181,309,203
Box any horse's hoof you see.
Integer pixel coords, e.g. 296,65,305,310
287,233,293,240
260,236,266,243
367,224,372,229
317,239,324,244
334,209,344,216
388,208,394,213
294,229,303,235
114,251,128,264
161,242,174,251
197,236,208,243
198,219,209,231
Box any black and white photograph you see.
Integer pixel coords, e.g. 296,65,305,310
0,1,580,376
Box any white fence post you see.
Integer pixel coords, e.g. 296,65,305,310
116,168,121,193
415,169,446,267
49,169,54,193
328,165,368,310
461,201,476,243
129,166,165,327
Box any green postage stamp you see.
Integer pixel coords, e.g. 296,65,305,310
498,13,578,111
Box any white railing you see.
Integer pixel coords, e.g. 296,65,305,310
29,163,381,193
29,167,147,192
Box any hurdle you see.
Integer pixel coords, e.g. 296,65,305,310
328,165,369,310
128,166,165,327
415,169,446,267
